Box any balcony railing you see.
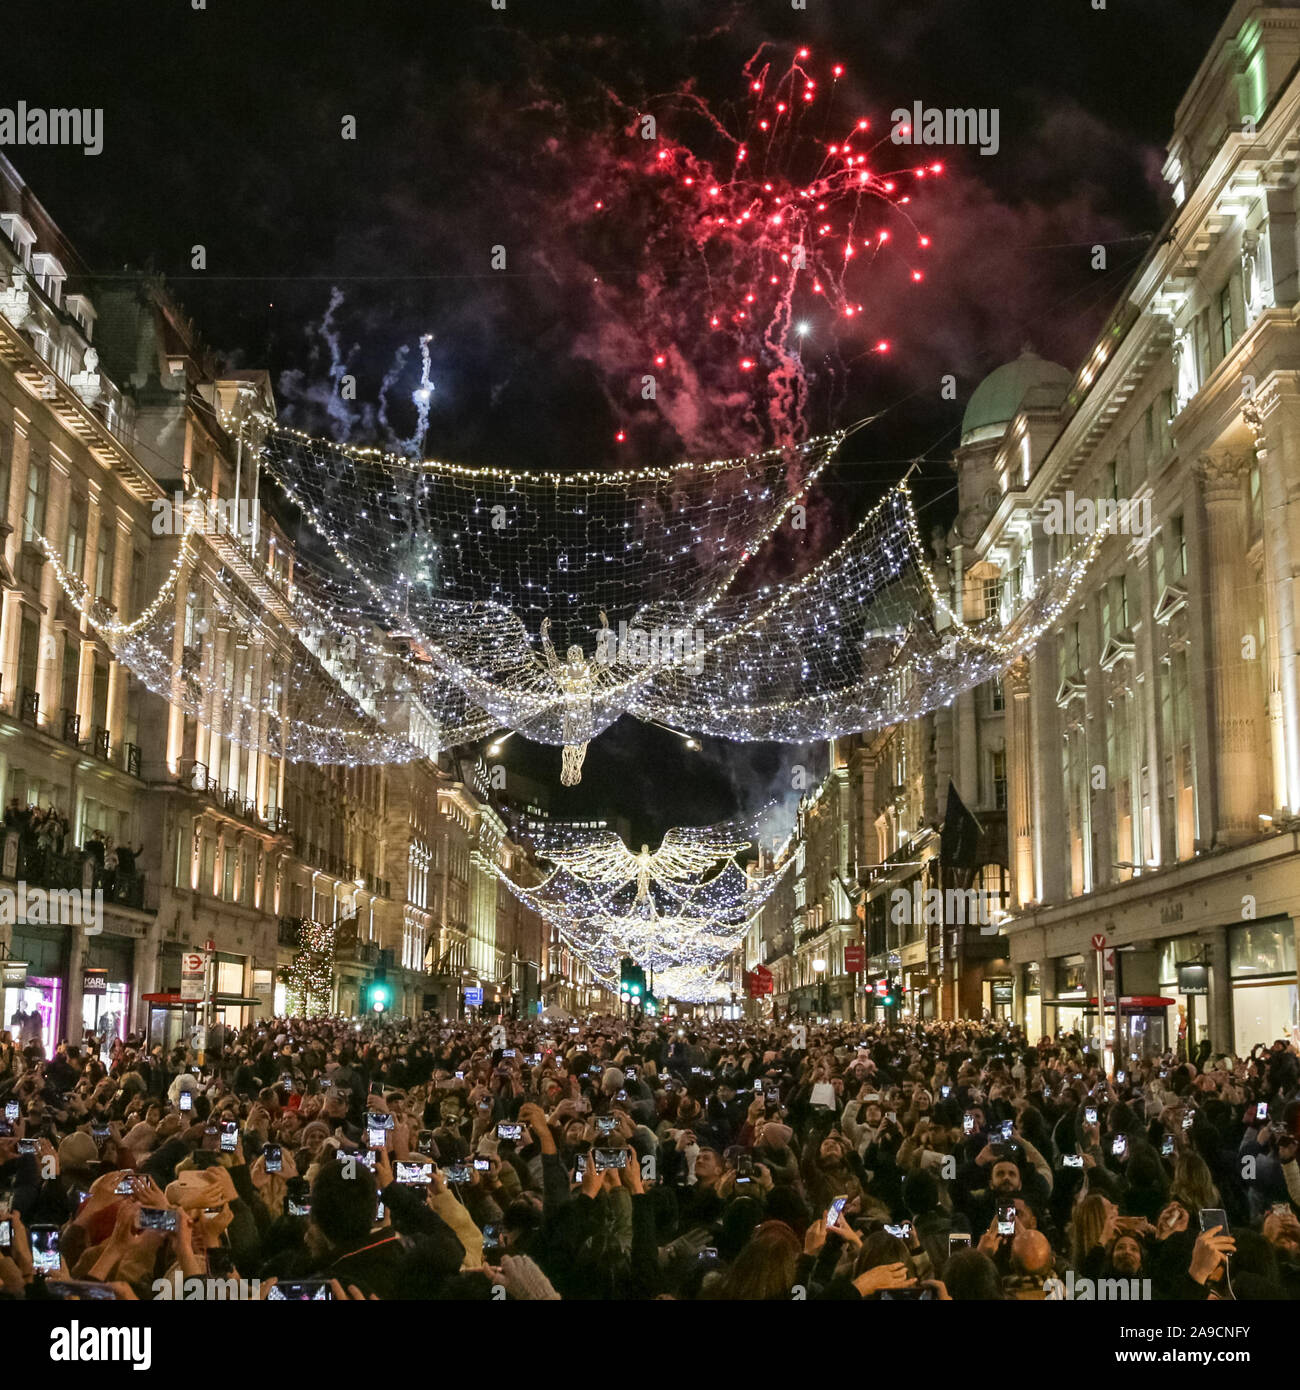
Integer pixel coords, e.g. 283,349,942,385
19,687,38,726
337,939,379,966
61,709,80,743
91,726,111,761
0,829,155,912
175,761,290,836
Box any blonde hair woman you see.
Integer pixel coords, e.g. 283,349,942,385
1169,1152,1220,1212
1069,1192,1117,1270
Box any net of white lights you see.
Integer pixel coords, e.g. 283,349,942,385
31,501,491,766
257,425,846,779
479,823,788,1003
256,426,1104,770
36,434,1104,772
489,826,791,927
630,480,1106,742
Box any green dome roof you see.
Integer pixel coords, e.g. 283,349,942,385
960,348,1072,445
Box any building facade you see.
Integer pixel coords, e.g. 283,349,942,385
940,0,1300,1055
746,3,1300,1057
0,153,545,1052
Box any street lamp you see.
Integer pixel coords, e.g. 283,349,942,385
813,957,828,1015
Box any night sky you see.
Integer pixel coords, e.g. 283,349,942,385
2,0,1232,843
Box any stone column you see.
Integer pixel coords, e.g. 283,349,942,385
66,921,85,1049
1200,453,1263,840
1245,396,1300,814
36,458,70,728
0,589,23,709
1202,925,1233,1055
75,637,96,735
1006,659,1035,905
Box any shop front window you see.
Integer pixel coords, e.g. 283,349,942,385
4,975,62,1057
83,983,130,1053
1056,955,1088,993
1230,922,1296,978
1233,981,1299,1056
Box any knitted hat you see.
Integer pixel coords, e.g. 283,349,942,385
758,1122,793,1149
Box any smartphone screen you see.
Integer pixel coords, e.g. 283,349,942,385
948,1233,971,1254
1161,1135,1175,1156
3,1101,18,1121
29,1224,60,1275
179,1091,193,1112
1198,1208,1229,1234
396,1161,432,1184
268,1281,333,1300
137,1208,179,1232
997,1204,1016,1237
264,1144,282,1173
962,1113,975,1135
1084,1107,1098,1126
496,1122,522,1141
220,1121,238,1153
1064,1153,1083,1168
1257,1102,1269,1121
592,1147,629,1172
0,1218,11,1249
827,1194,849,1230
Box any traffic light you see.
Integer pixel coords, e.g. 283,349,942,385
366,977,391,1014
880,978,906,1008
619,957,646,1006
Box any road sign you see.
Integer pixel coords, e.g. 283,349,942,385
844,945,866,973
464,987,483,1007
1090,934,1107,952
180,951,206,1002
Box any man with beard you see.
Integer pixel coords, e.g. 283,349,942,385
958,1152,1049,1238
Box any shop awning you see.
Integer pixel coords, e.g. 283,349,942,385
1043,996,1175,1010
142,992,262,1007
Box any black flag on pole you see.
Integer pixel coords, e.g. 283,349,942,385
940,780,982,888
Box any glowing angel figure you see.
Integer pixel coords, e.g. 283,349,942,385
537,824,755,885
540,611,614,785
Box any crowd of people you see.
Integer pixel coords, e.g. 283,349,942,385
0,1010,1297,1301
1,798,142,901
